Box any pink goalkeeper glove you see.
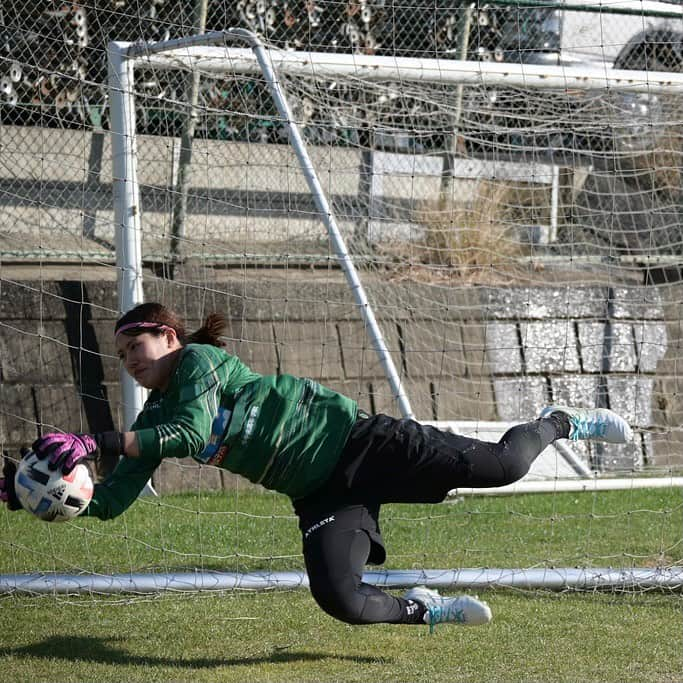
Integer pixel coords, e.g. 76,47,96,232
32,433,98,474
32,432,124,474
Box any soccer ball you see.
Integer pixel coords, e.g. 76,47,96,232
14,450,94,522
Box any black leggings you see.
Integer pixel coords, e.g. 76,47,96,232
296,413,566,625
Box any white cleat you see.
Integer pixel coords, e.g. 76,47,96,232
540,405,633,444
404,586,492,628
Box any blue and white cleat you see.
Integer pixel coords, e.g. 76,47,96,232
540,405,633,444
404,586,492,629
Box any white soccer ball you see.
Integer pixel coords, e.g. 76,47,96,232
14,450,94,522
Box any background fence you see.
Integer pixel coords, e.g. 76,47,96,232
2,2,683,259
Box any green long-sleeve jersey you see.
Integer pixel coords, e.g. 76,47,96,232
85,344,358,519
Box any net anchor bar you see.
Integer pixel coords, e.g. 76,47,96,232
1,568,680,594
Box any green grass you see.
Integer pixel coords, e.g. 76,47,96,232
1,487,682,682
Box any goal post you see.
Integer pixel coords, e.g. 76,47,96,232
105,30,683,592
108,41,146,432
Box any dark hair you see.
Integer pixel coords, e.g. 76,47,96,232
114,302,228,347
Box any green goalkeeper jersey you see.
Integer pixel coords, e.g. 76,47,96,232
86,344,358,519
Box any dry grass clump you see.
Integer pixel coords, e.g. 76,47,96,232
382,180,547,285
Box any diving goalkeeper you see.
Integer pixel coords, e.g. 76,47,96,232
0,302,633,628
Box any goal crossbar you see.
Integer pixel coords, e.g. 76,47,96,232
125,29,683,95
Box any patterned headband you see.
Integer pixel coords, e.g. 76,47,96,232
115,321,173,337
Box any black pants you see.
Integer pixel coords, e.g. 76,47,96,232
294,413,564,625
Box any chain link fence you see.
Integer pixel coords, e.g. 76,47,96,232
0,3,682,473
1,2,683,258
3,2,683,134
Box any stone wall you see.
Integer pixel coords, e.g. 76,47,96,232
0,274,680,493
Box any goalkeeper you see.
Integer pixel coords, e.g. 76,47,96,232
1,302,633,629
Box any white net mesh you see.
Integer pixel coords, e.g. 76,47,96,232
1,26,682,598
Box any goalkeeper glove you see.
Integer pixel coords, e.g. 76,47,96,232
32,432,124,475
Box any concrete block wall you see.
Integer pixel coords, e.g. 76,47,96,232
0,275,680,494
481,286,671,471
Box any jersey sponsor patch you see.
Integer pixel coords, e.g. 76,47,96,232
242,406,260,445
195,407,232,464
208,445,229,467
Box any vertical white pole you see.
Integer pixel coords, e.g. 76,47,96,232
550,164,560,243
108,42,147,430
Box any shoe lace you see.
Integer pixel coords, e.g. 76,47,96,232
570,415,606,440
427,598,466,632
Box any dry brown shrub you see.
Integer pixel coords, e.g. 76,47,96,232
380,180,545,285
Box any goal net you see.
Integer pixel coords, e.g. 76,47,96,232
1,28,682,597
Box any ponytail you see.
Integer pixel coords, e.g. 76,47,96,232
185,313,228,347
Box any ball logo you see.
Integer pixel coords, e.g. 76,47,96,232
48,483,66,500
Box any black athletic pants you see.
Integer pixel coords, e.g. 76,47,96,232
294,412,567,625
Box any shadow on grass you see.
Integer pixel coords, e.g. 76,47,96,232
0,635,389,669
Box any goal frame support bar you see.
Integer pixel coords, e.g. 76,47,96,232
1,567,680,595
450,475,683,496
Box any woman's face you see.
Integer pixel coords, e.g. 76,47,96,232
115,330,181,391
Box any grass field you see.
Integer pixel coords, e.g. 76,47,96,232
1,487,681,682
